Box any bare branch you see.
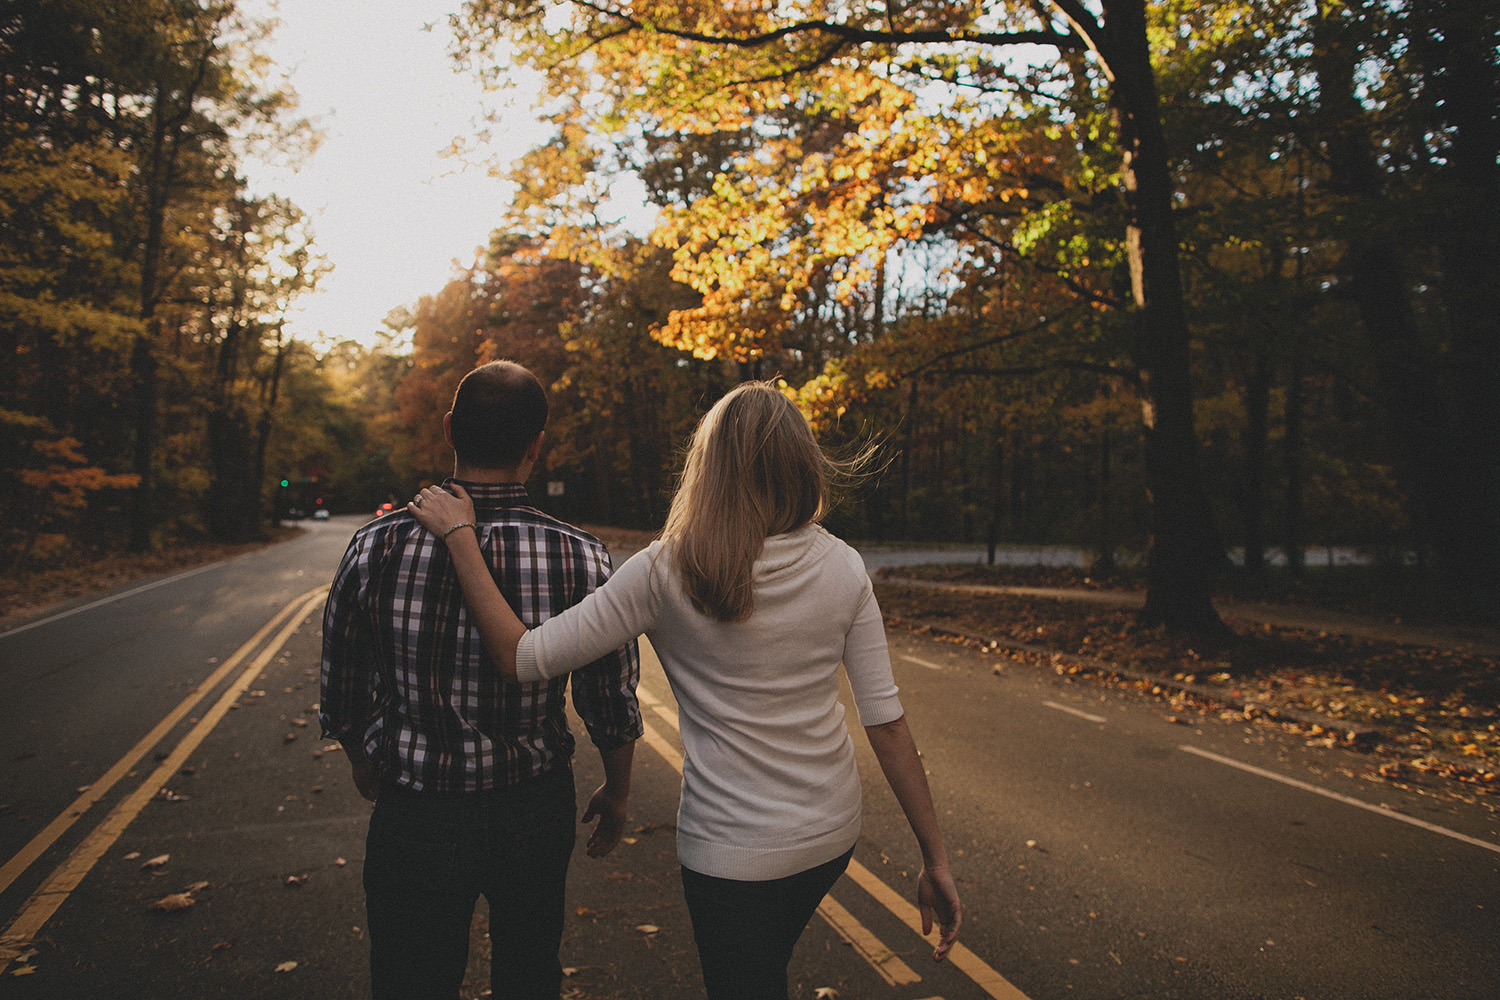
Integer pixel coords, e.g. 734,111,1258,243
899,308,1087,380
566,1,1081,54
1040,0,1112,80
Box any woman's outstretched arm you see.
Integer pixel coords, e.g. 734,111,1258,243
408,484,525,677
864,714,962,961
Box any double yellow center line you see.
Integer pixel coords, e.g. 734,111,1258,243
0,587,328,973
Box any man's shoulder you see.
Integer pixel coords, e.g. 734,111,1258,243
350,510,418,546
328,513,421,600
487,507,610,555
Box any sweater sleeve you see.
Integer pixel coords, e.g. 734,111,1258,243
515,545,660,684
842,575,904,726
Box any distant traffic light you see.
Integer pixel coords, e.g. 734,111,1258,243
280,479,289,488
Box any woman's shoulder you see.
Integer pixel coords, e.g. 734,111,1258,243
794,524,871,583
612,538,677,591
828,524,876,578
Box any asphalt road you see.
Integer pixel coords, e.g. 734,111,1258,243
1,517,1497,998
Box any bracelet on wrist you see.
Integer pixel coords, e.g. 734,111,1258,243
443,520,477,539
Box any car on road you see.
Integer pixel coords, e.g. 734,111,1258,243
312,509,331,520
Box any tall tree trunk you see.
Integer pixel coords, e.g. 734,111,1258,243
206,211,254,543
1239,352,1272,575
899,377,918,538
1095,422,1115,572
127,330,158,551
1283,358,1305,577
127,78,184,551
206,407,257,542
1311,1,1448,575
249,325,288,538
986,417,1005,565
1101,0,1225,632
1422,0,1500,588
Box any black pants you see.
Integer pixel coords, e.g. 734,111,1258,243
680,845,855,1000
362,767,576,1000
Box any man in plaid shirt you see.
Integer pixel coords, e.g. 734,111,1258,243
321,361,642,1000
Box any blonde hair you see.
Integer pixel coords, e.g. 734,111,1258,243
664,381,835,623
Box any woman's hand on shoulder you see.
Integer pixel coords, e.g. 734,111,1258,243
408,483,477,540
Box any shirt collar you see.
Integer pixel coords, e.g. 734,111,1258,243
445,478,531,511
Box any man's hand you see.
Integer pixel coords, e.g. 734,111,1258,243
345,748,379,802
581,783,629,858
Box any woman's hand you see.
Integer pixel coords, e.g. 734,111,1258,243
917,863,962,961
408,484,476,539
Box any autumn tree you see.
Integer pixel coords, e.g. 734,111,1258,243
1149,0,1498,585
381,229,722,529
1,0,320,562
197,194,327,541
454,0,1229,631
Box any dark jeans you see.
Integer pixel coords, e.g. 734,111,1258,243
680,845,855,1000
362,766,577,1000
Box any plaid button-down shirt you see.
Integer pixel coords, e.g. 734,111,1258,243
320,480,641,793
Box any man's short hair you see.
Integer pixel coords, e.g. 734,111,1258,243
448,361,547,468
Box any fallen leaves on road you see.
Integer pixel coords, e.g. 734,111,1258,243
7,947,39,976
150,892,195,912
877,566,1500,798
275,960,298,973
141,854,169,869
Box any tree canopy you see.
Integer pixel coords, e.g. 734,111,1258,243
7,1,1495,634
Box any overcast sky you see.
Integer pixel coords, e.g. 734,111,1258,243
239,0,545,350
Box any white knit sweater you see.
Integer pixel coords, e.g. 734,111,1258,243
515,523,903,880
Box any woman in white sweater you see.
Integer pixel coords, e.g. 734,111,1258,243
409,381,960,998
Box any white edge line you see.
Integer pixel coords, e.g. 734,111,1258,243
1043,700,1108,724
0,562,221,638
1180,745,1500,855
